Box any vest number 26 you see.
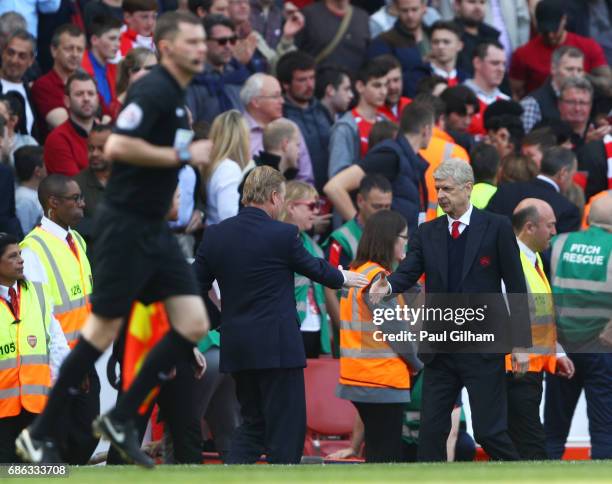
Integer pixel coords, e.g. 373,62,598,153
70,284,82,297
0,343,16,355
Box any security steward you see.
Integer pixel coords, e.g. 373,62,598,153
505,199,575,460
0,233,69,463
20,175,99,465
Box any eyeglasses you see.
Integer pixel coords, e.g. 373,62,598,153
560,98,591,107
293,200,320,211
209,36,238,46
55,194,85,203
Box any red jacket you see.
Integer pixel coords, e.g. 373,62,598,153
44,120,89,176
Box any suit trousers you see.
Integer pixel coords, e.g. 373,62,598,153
506,371,547,460
227,367,306,464
418,354,520,461
544,353,612,459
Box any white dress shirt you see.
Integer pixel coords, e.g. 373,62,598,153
0,282,70,382
446,204,474,237
536,174,560,193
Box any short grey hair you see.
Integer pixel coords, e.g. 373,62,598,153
551,46,584,70
559,76,593,98
240,73,267,107
433,159,474,185
0,11,26,38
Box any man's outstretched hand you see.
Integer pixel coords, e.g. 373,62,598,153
369,272,391,304
339,265,369,288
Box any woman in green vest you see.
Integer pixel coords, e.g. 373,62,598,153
280,181,332,358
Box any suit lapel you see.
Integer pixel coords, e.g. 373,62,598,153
432,216,448,290
460,208,488,283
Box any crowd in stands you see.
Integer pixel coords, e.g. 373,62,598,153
0,0,611,465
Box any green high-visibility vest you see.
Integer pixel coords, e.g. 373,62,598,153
295,232,331,354
323,218,363,263
550,226,612,345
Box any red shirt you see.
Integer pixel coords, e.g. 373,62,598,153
378,96,412,123
44,120,89,176
31,68,66,140
510,32,607,95
352,109,386,158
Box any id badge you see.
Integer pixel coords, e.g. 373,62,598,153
173,128,194,150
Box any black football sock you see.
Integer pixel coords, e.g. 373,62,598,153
30,337,102,440
111,329,194,422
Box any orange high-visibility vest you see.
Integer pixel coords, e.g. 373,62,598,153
0,282,52,417
420,127,470,221
339,262,411,389
122,301,170,415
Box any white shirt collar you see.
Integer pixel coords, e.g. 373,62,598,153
517,238,537,266
40,217,70,242
536,174,560,192
0,282,18,301
446,203,473,229
430,63,457,80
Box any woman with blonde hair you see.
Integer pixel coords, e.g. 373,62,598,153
109,48,158,120
203,110,251,225
280,180,332,358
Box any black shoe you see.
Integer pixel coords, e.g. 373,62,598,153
92,413,155,468
15,428,62,463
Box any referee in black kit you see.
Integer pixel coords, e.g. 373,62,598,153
17,12,211,468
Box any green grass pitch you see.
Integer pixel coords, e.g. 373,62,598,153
23,461,612,484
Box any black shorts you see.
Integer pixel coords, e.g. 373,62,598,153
90,204,199,319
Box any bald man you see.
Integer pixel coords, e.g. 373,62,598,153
507,198,575,460
545,194,612,460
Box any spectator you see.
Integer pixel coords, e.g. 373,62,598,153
324,102,433,235
487,147,581,234
228,0,302,71
13,146,45,234
278,51,333,193
202,110,251,225
0,93,38,166
484,0,530,61
368,119,398,149
187,14,251,124
82,15,122,113
73,124,112,244
0,29,36,137
425,21,468,88
368,0,430,98
0,0,61,39
241,73,314,184
0,12,27,53
469,142,500,208
119,0,158,57
0,116,22,238
188,0,230,17
376,55,412,124
249,0,283,49
464,41,510,136
509,0,611,99
239,118,301,201
415,93,469,221
485,114,525,159
415,75,448,97
521,126,557,169
370,0,440,38
296,0,370,73
328,60,389,178
83,0,125,30
44,72,99,176
279,181,333,357
497,153,538,184
557,77,600,149
520,46,585,133
453,0,501,77
439,84,479,151
31,24,86,138
315,65,354,121
110,47,157,120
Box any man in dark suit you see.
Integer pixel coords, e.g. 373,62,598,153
486,147,581,234
370,159,532,462
194,166,368,464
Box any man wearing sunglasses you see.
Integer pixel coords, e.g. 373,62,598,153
187,14,250,125
20,174,99,464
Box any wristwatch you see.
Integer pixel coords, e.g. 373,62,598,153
176,146,192,167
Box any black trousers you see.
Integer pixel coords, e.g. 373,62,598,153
0,410,36,463
507,371,547,460
301,331,321,359
227,367,306,464
418,354,519,462
353,401,404,463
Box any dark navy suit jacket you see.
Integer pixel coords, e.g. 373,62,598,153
194,207,344,373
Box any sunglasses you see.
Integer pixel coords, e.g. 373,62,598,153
210,36,238,46
293,200,320,211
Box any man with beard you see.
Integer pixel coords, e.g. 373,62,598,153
44,72,99,176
